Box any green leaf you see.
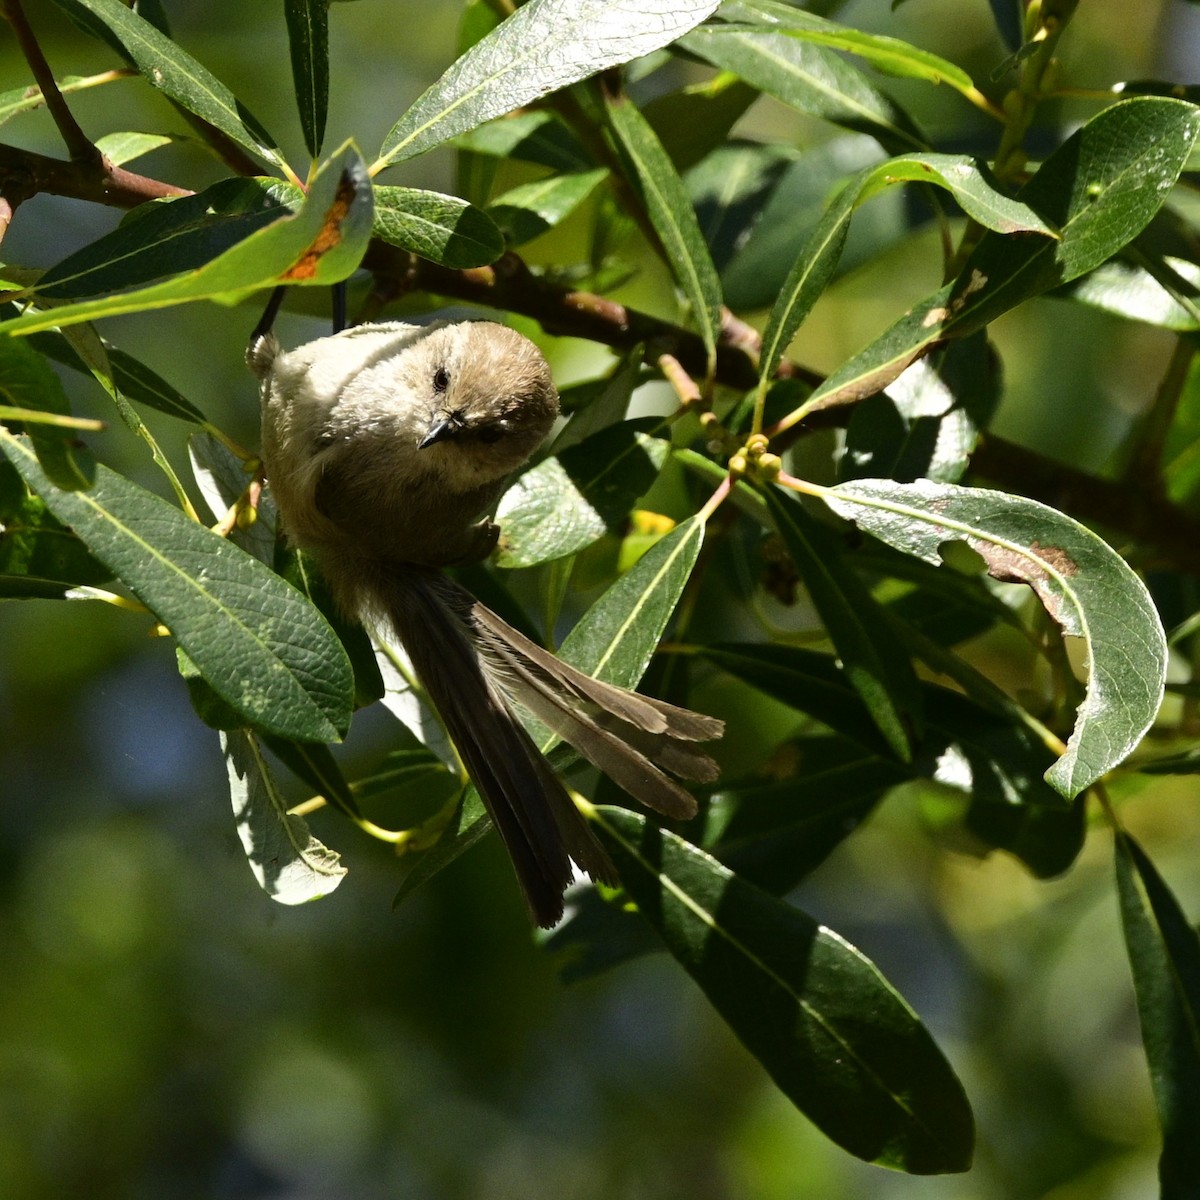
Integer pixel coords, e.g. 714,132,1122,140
372,185,504,268
764,487,922,759
840,333,1001,484
0,73,119,128
261,735,361,820
593,806,974,1172
93,130,172,166
559,515,704,686
495,421,669,568
757,152,1053,389
680,24,927,155
701,643,1064,811
374,0,721,170
188,430,277,564
601,93,724,367
0,338,91,489
685,141,796,273
0,430,354,743
821,478,1168,796
719,1,976,93
47,0,284,169
797,97,1200,416
285,0,329,159
4,142,374,335
452,110,592,173
710,737,906,893
30,331,206,425
0,461,111,598
223,730,347,904
36,178,292,300
488,168,608,247
1055,255,1200,332
645,76,762,173
1115,831,1200,1196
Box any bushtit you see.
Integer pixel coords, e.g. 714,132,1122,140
250,319,723,927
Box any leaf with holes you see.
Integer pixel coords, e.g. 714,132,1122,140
820,478,1167,796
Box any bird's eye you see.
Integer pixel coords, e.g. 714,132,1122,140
432,366,450,393
477,425,505,445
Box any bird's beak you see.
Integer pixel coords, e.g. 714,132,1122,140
419,415,456,449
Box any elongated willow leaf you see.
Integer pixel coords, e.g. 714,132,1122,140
757,151,1053,391
393,516,707,909
1115,832,1200,1196
0,461,111,599
36,179,293,300
48,0,283,169
719,1,976,93
30,331,205,426
495,420,669,568
223,731,346,905
680,23,926,155
764,488,921,760
4,143,373,336
374,0,721,171
488,168,608,247
594,807,974,1173
372,186,504,268
820,478,1167,797
285,0,329,159
794,97,1200,418
0,430,353,743
601,93,724,369
0,337,91,490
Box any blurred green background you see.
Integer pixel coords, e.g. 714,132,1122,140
3,2,1200,1197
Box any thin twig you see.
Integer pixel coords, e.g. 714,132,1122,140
3,0,100,164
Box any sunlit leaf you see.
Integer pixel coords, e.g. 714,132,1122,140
375,0,721,170
223,730,346,904
495,421,669,568
821,478,1168,796
4,143,373,335
373,185,504,267
0,429,353,742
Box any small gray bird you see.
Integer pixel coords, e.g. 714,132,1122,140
251,319,723,927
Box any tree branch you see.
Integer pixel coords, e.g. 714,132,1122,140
0,141,191,208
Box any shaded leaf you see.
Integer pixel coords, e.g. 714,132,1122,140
821,478,1168,796
594,806,974,1172
375,0,721,169
223,730,346,904
0,337,91,490
765,487,922,759
285,0,329,159
0,461,111,598
373,185,505,267
495,421,669,568
0,429,353,742
48,0,283,169
30,331,205,425
261,735,361,820
453,110,592,173
1115,831,1200,1196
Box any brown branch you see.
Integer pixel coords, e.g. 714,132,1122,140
0,142,191,208
3,0,99,164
